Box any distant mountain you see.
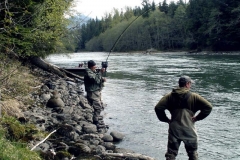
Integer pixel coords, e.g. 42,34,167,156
67,14,91,29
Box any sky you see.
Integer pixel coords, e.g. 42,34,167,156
73,0,186,19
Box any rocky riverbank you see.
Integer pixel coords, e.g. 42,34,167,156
21,66,155,160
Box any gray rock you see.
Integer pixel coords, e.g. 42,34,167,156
55,142,69,151
82,124,97,133
62,106,74,114
41,85,50,91
66,81,77,86
102,134,113,142
92,145,106,154
46,91,64,108
90,139,100,145
110,131,125,142
40,93,51,101
81,134,100,141
29,114,46,124
74,125,82,134
100,142,116,150
57,124,75,137
58,84,66,90
36,124,45,131
78,121,91,127
71,114,83,122
114,148,135,153
39,142,50,152
68,143,91,156
85,113,93,122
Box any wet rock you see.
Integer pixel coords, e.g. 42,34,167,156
100,142,116,150
110,131,125,142
114,148,135,153
102,134,113,142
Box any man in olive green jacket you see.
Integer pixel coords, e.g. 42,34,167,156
154,75,212,160
84,60,106,125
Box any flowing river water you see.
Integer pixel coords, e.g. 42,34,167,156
46,52,240,160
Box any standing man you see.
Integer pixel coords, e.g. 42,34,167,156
84,60,106,127
154,75,212,160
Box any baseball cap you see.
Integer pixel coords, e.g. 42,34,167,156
88,60,96,68
178,75,194,84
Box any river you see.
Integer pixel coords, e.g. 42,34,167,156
46,52,240,160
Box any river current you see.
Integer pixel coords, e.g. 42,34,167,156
46,52,240,160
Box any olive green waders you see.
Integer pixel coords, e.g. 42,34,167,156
165,133,198,160
86,90,103,124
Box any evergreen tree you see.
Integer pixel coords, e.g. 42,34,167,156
160,0,168,14
142,0,151,18
168,2,178,18
151,1,156,11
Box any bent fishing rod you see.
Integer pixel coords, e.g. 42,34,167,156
101,7,151,76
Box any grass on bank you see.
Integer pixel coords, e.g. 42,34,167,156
0,116,42,160
0,54,42,101
0,54,44,160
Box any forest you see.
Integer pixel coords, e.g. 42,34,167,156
74,0,240,52
0,0,240,58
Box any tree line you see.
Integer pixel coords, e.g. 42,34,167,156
73,0,240,52
1,0,239,57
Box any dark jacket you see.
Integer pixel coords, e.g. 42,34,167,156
154,87,212,140
84,68,104,92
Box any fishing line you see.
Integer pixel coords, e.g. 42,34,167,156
105,8,150,62
101,6,152,76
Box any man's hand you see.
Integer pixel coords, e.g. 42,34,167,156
101,68,106,73
102,77,106,82
167,119,171,124
192,116,197,122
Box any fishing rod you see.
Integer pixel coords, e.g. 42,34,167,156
101,6,151,76
105,9,150,61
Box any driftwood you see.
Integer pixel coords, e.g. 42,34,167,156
31,130,57,151
58,68,84,80
30,56,84,80
102,152,155,160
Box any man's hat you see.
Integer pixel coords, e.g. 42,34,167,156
88,60,96,68
178,75,194,84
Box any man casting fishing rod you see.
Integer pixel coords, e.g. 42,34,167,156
154,75,212,160
84,60,107,132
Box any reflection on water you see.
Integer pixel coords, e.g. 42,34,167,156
46,52,240,160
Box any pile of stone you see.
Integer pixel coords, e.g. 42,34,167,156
22,67,154,160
